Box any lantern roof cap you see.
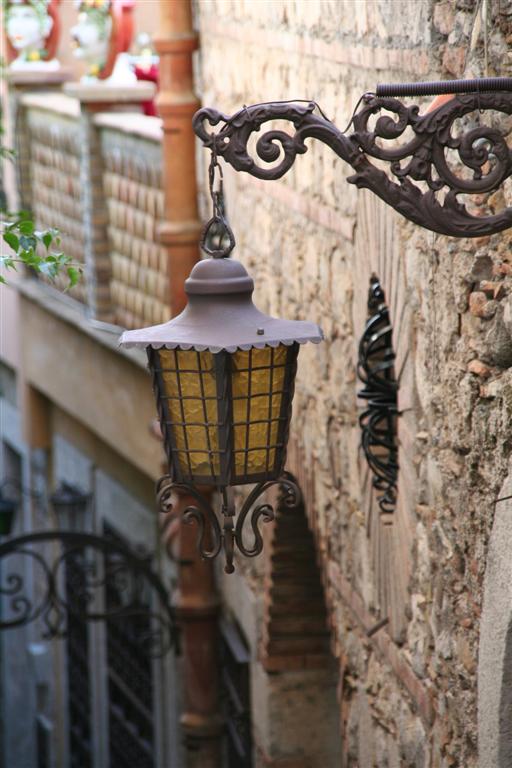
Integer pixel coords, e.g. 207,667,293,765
119,257,323,354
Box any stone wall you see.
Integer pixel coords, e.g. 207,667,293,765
195,1,512,766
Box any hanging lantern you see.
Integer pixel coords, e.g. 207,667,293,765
120,220,322,571
50,483,91,530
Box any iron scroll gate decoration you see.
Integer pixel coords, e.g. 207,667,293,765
357,276,399,518
192,78,512,238
0,531,179,658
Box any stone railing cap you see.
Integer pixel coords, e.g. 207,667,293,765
93,111,162,142
63,81,156,104
19,91,80,118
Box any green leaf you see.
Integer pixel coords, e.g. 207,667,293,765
0,275,6,284
42,232,52,250
3,231,19,251
21,251,41,268
19,234,37,252
18,220,34,235
67,266,80,287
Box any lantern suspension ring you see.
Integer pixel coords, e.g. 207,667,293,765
120,152,323,574
192,78,512,239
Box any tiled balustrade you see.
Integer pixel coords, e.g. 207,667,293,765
23,95,87,304
17,94,169,327
96,114,169,329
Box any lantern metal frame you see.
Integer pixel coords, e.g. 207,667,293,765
192,77,512,239
148,343,300,488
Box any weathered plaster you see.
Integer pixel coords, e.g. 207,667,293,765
478,462,512,768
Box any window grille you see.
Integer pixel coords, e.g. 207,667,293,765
219,618,252,768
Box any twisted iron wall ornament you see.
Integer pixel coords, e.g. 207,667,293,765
0,531,178,658
157,474,301,574
192,78,512,238
357,276,398,517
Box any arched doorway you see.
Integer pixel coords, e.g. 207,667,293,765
256,478,342,767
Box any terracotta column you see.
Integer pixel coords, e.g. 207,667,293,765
177,498,222,768
160,484,222,768
154,0,202,315
154,5,221,763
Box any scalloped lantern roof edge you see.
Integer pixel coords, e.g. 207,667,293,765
119,257,324,354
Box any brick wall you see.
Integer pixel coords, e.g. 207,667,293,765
196,1,512,765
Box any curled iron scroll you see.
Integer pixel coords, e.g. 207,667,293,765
193,90,512,238
0,531,179,657
158,476,301,573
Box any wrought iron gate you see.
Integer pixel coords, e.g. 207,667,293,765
0,529,178,768
104,525,156,768
65,548,92,768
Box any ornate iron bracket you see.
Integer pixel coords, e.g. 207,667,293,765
0,531,179,658
193,81,512,238
157,474,301,574
357,276,398,517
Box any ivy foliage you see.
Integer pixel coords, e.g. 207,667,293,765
1,212,82,287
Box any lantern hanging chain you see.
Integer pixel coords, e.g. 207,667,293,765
208,137,225,219
200,140,236,258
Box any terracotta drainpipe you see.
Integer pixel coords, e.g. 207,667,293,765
154,0,203,315
153,4,222,766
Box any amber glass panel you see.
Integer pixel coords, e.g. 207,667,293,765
231,346,288,479
157,349,220,480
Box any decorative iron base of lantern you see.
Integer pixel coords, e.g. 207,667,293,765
157,474,301,573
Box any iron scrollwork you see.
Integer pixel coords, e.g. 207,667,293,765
0,531,178,657
357,276,398,517
157,474,301,574
193,88,512,238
